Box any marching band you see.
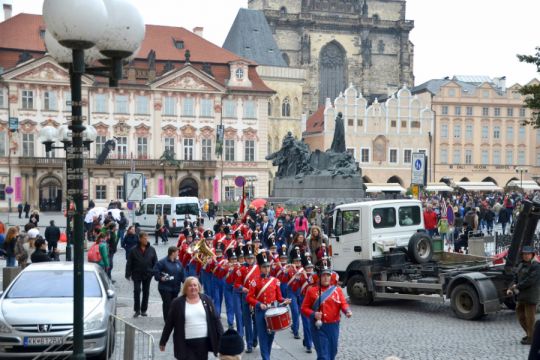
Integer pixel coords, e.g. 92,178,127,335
176,218,351,360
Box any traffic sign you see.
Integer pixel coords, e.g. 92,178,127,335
411,152,427,186
124,172,145,202
235,176,246,187
5,186,13,195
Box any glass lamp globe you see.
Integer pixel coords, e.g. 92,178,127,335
58,125,72,142
45,31,104,66
43,0,108,49
96,0,145,59
38,126,58,143
83,125,98,142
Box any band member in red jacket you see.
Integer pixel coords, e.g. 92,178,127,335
301,260,352,360
247,250,291,360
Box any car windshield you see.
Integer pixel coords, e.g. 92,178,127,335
6,270,102,298
176,203,199,216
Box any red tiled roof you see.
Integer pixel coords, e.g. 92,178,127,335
305,105,325,133
0,14,273,93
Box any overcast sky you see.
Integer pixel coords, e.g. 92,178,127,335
2,0,539,86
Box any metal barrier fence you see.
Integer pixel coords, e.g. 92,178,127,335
32,314,154,360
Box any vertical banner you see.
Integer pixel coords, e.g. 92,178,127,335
15,176,22,202
213,177,220,202
158,177,165,195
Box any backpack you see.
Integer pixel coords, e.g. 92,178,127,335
88,243,102,263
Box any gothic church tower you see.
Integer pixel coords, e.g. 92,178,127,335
248,0,414,113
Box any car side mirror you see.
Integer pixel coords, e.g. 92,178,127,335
106,289,115,299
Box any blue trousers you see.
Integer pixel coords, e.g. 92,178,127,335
213,275,224,315
300,295,313,350
200,271,210,294
311,322,340,360
224,283,244,336
288,287,301,336
186,263,197,278
255,307,275,360
241,293,256,349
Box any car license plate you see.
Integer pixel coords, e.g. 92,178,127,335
23,336,64,346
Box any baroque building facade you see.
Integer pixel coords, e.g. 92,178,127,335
248,0,415,113
303,84,433,186
414,76,540,188
0,13,274,210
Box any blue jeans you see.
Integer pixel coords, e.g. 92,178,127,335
6,256,15,267
255,307,275,360
300,295,313,350
288,287,301,336
241,293,256,349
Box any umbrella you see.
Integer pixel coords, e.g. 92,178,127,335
108,208,121,221
250,198,267,209
87,207,107,219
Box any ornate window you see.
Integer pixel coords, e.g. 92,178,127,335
96,185,107,200
43,91,57,111
243,100,256,119
244,140,255,161
22,133,34,157
223,99,236,118
136,96,149,114
200,98,213,117
0,131,6,156
319,42,346,105
164,137,175,157
137,137,148,159
163,96,176,116
95,135,106,157
115,95,128,114
225,139,235,161
182,98,195,117
281,97,291,117
94,94,107,113
267,100,272,116
183,138,194,160
116,136,128,159
201,139,212,161
22,90,34,109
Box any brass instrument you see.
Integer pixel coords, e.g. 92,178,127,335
192,237,215,265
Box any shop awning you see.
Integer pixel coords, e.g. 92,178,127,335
364,183,406,193
424,182,454,192
456,181,502,192
507,180,540,191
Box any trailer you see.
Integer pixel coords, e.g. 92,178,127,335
328,199,540,320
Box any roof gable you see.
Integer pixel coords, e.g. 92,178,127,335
150,64,225,93
2,55,93,85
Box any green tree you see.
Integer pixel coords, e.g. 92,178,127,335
517,47,540,127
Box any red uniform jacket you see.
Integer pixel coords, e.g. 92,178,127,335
284,266,305,292
234,263,260,292
247,275,284,308
301,285,349,323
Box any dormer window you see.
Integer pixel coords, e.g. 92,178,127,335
174,40,184,49
235,68,244,80
39,29,46,39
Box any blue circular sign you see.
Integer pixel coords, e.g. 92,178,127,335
414,159,422,170
5,186,13,195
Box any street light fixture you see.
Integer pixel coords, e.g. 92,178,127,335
515,167,528,193
42,1,144,359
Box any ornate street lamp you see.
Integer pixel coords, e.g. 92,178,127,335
515,167,528,193
39,125,97,261
42,1,144,358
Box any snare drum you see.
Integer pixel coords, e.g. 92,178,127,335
265,306,292,332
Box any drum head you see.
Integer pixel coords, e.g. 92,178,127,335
265,307,287,316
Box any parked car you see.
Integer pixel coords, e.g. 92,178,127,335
0,262,116,359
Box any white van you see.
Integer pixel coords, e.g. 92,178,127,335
134,196,200,235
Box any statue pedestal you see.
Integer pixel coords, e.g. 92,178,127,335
271,175,364,200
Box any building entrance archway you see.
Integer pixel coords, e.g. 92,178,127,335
179,177,199,197
39,176,62,211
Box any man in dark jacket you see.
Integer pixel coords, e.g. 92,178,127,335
17,203,23,219
507,246,540,345
44,220,61,254
118,212,128,243
23,202,30,218
126,232,158,318
31,238,56,263
153,246,184,320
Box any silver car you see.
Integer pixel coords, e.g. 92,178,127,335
0,262,116,359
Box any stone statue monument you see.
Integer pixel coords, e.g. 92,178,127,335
267,113,363,200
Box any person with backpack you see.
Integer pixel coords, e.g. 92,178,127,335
88,233,110,272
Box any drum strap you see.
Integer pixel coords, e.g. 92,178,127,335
244,265,257,286
257,277,276,300
311,286,337,311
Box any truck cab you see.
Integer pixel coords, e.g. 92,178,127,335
330,199,431,275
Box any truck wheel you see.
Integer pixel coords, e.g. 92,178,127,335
408,233,433,264
347,274,373,306
450,284,484,320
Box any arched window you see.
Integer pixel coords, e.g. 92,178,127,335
268,100,272,116
319,41,346,105
280,6,287,16
282,53,290,66
282,98,291,117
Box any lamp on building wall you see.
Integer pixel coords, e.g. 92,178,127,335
515,167,528,192
42,0,144,358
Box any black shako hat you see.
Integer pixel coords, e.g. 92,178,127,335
226,248,237,259
219,328,245,355
290,246,302,262
243,244,255,258
256,250,271,266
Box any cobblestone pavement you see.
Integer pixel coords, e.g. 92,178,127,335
0,212,531,359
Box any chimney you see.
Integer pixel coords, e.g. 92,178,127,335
3,4,12,20
193,27,204,38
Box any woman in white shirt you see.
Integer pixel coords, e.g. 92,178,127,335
159,276,224,360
